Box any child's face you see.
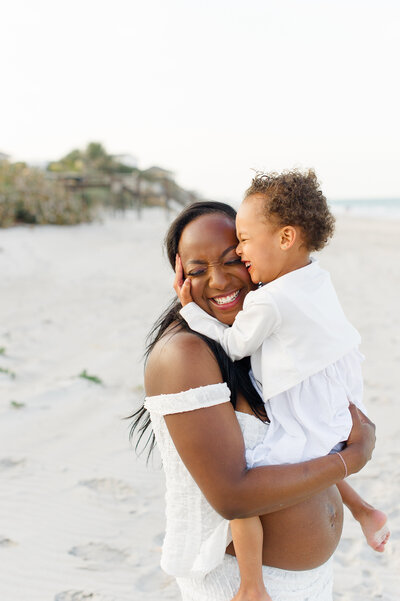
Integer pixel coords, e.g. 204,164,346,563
236,194,286,284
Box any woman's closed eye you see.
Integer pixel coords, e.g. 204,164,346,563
187,268,206,277
187,258,241,276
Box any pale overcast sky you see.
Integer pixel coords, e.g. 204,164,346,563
1,0,399,201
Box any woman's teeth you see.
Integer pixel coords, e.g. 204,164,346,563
213,290,240,305
245,261,252,269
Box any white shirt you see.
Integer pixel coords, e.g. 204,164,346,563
180,260,366,466
180,259,361,400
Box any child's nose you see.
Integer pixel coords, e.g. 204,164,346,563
236,242,242,256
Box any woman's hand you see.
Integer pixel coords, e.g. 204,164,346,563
342,403,376,476
174,254,193,307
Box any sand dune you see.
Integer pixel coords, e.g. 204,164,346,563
0,209,399,600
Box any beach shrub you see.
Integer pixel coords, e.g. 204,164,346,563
1,142,198,227
48,142,137,175
0,161,93,227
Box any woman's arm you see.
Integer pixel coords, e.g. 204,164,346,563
145,332,375,520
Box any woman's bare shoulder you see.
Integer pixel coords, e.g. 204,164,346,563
145,324,223,396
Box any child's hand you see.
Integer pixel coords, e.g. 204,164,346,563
174,254,193,307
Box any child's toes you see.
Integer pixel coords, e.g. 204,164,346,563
373,528,390,552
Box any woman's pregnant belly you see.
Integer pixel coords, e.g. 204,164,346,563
226,485,343,571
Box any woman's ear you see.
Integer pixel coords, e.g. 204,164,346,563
279,226,296,250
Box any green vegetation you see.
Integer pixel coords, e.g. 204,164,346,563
10,400,25,409
78,369,103,384
48,142,137,175
0,161,92,227
0,142,199,228
0,347,5,355
0,367,16,378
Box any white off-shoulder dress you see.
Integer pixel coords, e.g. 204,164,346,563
144,383,334,601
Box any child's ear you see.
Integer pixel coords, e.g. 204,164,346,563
279,226,296,250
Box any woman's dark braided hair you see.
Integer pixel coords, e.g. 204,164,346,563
129,201,265,459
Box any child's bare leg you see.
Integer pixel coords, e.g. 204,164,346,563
230,516,272,601
337,480,390,552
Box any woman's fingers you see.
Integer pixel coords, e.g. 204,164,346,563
355,408,374,427
346,402,376,471
349,402,374,428
348,402,361,424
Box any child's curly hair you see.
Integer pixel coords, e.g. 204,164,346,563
245,169,335,251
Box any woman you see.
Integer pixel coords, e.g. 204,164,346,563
131,201,375,601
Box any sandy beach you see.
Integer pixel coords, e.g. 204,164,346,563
0,208,399,601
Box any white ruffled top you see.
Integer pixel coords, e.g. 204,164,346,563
144,383,269,579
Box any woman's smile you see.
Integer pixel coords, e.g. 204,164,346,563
210,289,241,308
178,213,254,325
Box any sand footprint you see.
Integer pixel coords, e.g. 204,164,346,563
68,542,129,569
79,478,135,500
335,537,361,567
135,567,175,593
0,536,17,547
54,590,114,601
0,457,26,470
153,532,164,548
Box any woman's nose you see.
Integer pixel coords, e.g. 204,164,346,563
236,242,242,256
208,266,229,289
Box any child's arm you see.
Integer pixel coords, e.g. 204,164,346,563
174,256,281,361
181,296,280,361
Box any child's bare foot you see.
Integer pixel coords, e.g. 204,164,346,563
231,587,272,601
357,507,390,552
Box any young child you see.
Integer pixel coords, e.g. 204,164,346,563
175,169,390,601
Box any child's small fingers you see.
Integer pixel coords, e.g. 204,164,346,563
175,254,185,278
173,265,184,293
181,278,193,305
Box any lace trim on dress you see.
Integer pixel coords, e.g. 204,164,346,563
144,382,231,416
177,554,333,601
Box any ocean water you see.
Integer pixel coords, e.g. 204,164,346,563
329,198,400,219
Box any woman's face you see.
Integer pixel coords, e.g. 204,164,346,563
178,213,255,325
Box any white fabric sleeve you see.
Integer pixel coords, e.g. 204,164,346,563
180,291,281,361
144,382,231,416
